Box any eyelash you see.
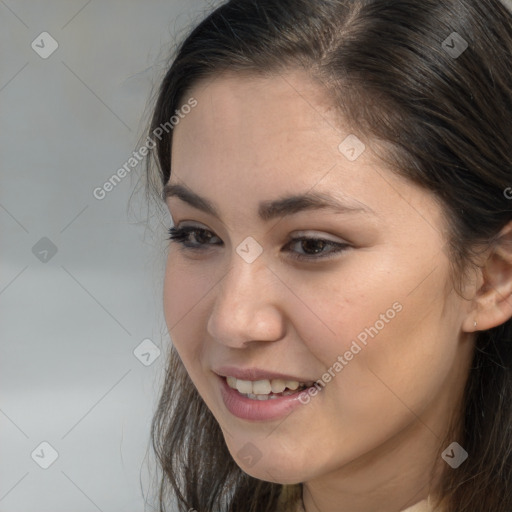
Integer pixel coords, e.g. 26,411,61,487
167,226,350,262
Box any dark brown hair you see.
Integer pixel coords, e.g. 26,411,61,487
145,1,512,510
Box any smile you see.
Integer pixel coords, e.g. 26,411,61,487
217,374,321,421
226,376,314,400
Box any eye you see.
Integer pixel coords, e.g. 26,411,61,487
167,225,350,261
284,236,350,261
167,226,222,249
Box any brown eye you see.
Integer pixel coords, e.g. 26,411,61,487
284,237,350,261
168,226,222,248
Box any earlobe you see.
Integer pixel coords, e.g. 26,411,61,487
463,221,512,332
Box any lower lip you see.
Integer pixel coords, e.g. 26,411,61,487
218,375,317,421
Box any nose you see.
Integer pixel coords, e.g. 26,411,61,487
206,251,286,348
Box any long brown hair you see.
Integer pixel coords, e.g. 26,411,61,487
145,1,512,510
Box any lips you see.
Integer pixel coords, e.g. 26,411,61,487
217,374,318,420
213,366,317,383
213,365,323,420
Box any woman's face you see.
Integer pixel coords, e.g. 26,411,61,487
163,70,475,490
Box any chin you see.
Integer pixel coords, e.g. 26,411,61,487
225,440,316,484
238,462,308,485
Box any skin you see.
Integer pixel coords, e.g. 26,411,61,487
162,70,512,512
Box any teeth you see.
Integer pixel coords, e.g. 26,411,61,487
252,380,272,394
270,379,286,393
236,379,253,394
226,376,312,396
285,380,299,390
242,393,280,400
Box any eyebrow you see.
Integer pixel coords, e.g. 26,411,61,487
163,183,375,222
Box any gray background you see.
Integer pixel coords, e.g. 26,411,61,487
0,1,218,511
3,1,512,512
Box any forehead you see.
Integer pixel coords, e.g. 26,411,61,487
176,70,340,147
172,71,370,190
169,71,442,232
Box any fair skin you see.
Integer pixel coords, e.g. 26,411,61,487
162,70,512,512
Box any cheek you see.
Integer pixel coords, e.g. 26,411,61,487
279,261,401,367
163,253,215,358
288,256,451,397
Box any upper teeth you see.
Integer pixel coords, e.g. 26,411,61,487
226,377,311,395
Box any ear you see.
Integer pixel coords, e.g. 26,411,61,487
462,221,512,332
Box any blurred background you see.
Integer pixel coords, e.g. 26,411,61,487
0,1,220,510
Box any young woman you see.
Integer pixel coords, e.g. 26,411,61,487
144,1,512,510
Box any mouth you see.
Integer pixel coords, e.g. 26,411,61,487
214,368,321,421
217,374,320,421
224,375,315,400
